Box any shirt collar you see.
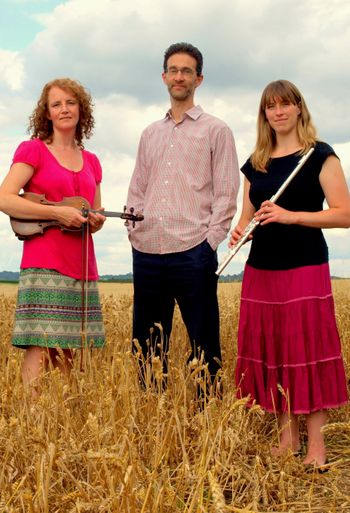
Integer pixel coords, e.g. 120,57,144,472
165,105,203,122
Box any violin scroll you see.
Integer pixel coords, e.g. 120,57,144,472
122,205,144,227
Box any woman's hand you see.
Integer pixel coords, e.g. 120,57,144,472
229,224,252,247
88,209,106,233
255,201,297,225
53,206,88,228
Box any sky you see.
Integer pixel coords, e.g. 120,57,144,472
0,0,350,277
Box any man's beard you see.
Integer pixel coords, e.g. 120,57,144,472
168,84,192,101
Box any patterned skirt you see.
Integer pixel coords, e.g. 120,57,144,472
12,268,105,349
235,263,348,414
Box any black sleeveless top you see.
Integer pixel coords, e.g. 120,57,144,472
241,141,336,270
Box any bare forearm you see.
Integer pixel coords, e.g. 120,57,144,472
293,208,350,229
0,193,87,228
0,194,60,220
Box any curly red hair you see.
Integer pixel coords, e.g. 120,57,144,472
28,78,95,148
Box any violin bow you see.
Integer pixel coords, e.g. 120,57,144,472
80,220,91,361
79,206,143,350
7,192,144,356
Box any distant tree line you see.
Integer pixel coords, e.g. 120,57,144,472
0,270,245,283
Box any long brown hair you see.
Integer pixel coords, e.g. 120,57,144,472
28,78,95,148
251,80,317,171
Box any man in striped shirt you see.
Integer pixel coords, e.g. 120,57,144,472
127,42,240,389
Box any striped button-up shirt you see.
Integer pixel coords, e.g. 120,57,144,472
127,105,240,254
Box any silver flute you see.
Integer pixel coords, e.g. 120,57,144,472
216,146,315,276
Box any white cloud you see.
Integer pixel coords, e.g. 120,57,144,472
92,95,166,156
334,142,350,182
1,0,350,276
0,50,25,91
329,258,350,279
0,225,22,270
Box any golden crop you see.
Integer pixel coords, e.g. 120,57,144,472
0,281,349,512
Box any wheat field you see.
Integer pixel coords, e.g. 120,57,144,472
0,280,349,513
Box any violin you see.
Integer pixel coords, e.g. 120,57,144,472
10,192,144,240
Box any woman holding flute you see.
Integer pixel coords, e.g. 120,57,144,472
231,80,350,470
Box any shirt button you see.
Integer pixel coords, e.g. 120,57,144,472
170,144,174,148
159,217,163,221
164,180,169,184
167,162,171,166
161,198,166,203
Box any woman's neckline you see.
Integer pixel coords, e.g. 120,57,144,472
270,148,303,159
39,139,84,173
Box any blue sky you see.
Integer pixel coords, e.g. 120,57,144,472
0,0,350,276
1,0,63,50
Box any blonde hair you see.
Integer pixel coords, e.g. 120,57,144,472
251,80,317,171
28,78,94,148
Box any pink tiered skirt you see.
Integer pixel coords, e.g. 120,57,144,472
235,263,348,413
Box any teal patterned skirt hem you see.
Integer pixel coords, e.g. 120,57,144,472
12,268,105,349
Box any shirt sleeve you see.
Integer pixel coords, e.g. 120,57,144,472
315,141,338,169
240,158,254,182
12,140,41,169
206,126,240,250
92,153,103,184
126,131,149,223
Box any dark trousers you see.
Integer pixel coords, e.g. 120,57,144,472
132,240,221,380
